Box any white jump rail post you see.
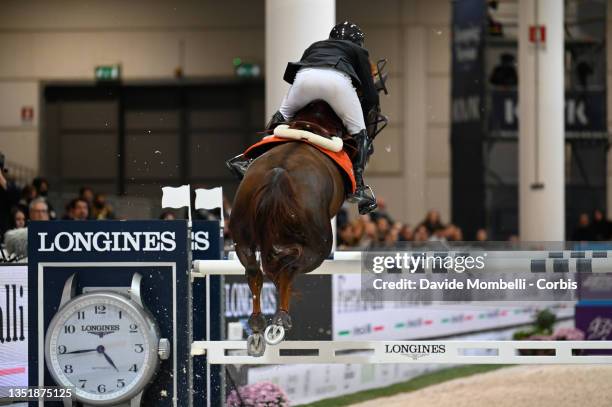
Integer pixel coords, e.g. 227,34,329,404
191,250,612,364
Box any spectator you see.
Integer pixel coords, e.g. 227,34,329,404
420,210,445,235
65,198,89,220
398,224,413,241
79,186,95,218
476,228,488,242
92,193,115,220
0,165,20,238
572,213,593,241
376,217,391,243
591,209,610,241
32,177,56,219
413,225,430,242
445,224,463,241
383,226,400,247
337,223,355,249
160,211,176,220
29,198,50,222
17,185,37,218
356,219,378,249
10,207,26,230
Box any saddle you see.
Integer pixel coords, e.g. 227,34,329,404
244,100,358,193
263,100,359,160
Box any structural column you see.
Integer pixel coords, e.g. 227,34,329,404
265,0,335,119
518,0,565,240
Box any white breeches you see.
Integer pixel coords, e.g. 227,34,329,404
279,67,366,134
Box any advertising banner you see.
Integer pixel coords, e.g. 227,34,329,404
451,0,487,239
332,274,573,341
575,303,612,355
0,265,28,388
489,90,607,138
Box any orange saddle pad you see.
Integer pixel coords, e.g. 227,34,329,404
244,136,356,193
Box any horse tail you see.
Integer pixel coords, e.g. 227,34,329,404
249,167,307,272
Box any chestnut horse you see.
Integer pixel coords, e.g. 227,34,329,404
229,102,354,356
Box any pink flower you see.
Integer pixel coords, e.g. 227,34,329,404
226,382,289,406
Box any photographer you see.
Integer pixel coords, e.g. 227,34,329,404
0,152,21,241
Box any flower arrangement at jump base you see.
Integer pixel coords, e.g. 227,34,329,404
513,309,585,355
226,381,290,407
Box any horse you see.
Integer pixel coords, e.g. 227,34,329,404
228,101,358,356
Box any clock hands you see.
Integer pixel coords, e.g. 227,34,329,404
64,348,97,354
97,345,119,372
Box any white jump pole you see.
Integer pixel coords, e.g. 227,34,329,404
192,339,612,365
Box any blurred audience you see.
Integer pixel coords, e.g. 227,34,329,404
4,160,612,257
571,210,611,242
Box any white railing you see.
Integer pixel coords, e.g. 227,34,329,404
191,339,612,365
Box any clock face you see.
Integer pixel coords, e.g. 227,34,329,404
46,293,156,403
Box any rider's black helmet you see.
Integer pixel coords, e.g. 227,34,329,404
329,21,365,47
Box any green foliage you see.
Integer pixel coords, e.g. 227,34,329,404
513,309,557,340
534,309,556,334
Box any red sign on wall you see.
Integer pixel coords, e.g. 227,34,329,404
529,25,546,43
21,106,34,123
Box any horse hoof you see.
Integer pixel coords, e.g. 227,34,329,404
247,333,266,357
272,310,293,331
264,324,285,345
248,313,267,333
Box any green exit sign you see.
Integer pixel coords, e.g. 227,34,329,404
95,64,121,81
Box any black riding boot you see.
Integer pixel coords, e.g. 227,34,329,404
225,111,286,180
225,153,252,180
349,130,377,214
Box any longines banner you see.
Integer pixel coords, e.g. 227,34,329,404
28,221,191,407
0,265,28,388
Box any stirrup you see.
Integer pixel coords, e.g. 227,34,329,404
348,184,376,204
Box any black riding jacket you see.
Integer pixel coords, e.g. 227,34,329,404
283,39,380,117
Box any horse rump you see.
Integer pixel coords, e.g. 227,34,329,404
242,167,307,272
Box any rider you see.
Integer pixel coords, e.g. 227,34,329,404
227,21,379,214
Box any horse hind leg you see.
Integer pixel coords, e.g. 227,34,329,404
265,267,295,345
236,246,267,357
